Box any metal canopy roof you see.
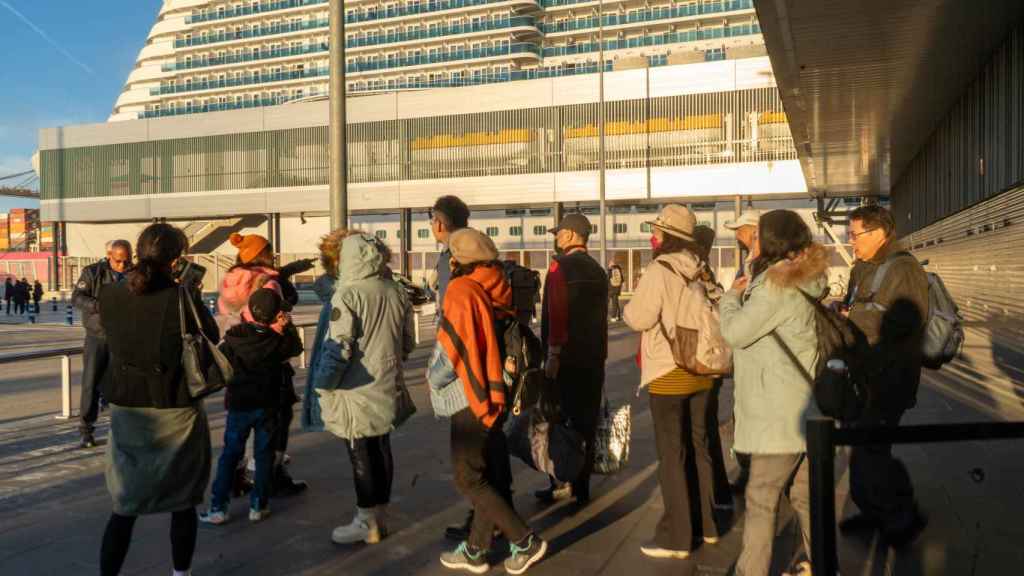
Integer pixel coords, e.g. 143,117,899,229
755,0,1024,197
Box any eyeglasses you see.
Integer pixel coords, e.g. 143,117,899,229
849,227,879,241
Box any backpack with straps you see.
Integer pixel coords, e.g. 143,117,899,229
858,253,964,369
770,290,868,421
655,260,732,376
495,314,547,416
501,260,541,321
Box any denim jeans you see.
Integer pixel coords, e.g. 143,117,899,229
210,409,276,511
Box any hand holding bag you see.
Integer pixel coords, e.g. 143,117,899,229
180,286,233,399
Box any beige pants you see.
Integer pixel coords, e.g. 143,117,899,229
736,453,811,576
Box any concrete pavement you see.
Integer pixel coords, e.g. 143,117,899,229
1,319,1024,575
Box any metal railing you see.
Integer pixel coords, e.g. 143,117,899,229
185,0,328,24
0,307,433,420
540,1,754,33
542,24,761,57
806,417,1024,575
152,67,330,96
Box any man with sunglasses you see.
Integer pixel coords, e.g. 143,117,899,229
840,205,929,547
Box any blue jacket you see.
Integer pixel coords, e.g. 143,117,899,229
302,274,335,431
435,246,452,315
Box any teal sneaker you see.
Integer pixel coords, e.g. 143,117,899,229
504,534,547,575
440,541,489,574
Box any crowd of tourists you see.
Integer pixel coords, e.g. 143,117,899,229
3,276,43,316
76,197,931,576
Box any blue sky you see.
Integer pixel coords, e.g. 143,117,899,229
0,0,161,211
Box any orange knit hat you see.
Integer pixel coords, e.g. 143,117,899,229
230,233,270,264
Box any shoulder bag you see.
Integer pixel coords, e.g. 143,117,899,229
180,286,234,399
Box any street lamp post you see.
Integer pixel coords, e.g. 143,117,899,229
598,0,607,268
329,0,348,230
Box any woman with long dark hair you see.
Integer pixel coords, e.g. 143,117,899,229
720,209,828,576
623,204,720,559
97,223,219,576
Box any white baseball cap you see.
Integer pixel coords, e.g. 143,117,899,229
724,211,761,230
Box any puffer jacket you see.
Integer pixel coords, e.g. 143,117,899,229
719,243,828,455
624,250,712,388
301,274,336,431
216,265,283,335
310,234,415,439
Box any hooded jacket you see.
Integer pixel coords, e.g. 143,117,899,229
428,265,512,425
719,243,828,455
216,265,284,335
310,234,415,440
221,322,304,412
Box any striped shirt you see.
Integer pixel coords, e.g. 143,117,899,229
649,367,713,396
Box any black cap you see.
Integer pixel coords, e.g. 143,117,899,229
548,213,592,237
249,288,284,325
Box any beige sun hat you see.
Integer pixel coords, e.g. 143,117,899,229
646,204,696,240
724,210,761,230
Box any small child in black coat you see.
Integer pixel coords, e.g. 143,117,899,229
200,289,303,525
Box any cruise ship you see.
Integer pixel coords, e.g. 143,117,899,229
112,0,763,121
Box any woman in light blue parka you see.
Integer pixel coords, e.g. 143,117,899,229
719,210,828,576
308,233,415,547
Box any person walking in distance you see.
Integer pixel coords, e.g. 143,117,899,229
73,239,132,448
607,260,625,322
4,277,14,315
839,205,929,546
431,228,548,574
539,213,609,504
14,278,29,315
720,210,828,576
310,233,415,545
32,280,43,314
97,223,218,576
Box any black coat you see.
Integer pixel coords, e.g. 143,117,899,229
220,322,303,412
100,277,219,409
74,260,129,337
3,280,13,301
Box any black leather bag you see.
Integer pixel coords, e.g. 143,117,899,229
179,286,233,399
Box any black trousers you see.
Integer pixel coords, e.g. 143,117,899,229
608,289,622,320
100,508,197,576
849,407,916,533
451,408,529,550
346,434,393,508
556,363,604,500
274,402,294,453
650,390,718,551
706,381,733,506
79,335,109,435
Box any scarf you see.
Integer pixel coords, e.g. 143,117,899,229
437,265,512,428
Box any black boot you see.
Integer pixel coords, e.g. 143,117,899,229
273,464,308,497
445,509,474,541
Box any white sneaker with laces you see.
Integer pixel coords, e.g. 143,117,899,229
332,507,383,544
249,506,270,522
198,509,229,525
640,542,690,559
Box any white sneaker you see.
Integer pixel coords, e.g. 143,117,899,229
198,509,230,525
703,536,720,545
640,542,690,559
249,506,270,522
332,507,383,544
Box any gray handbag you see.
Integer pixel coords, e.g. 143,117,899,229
180,286,233,399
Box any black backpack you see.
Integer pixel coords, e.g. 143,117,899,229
771,290,868,421
495,314,546,416
501,261,541,321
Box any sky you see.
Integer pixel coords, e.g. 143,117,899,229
0,0,162,211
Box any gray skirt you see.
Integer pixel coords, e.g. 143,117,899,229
105,404,212,516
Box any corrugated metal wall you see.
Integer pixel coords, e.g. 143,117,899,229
893,26,1024,234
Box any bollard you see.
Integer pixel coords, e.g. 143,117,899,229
65,304,73,326
52,297,57,312
208,298,217,316
28,309,36,324
297,326,307,369
413,309,421,345
57,354,72,420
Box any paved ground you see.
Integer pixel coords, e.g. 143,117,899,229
1,315,1023,575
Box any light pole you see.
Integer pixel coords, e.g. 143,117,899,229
597,0,607,267
329,0,348,230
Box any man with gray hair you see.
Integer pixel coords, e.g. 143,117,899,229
73,239,132,448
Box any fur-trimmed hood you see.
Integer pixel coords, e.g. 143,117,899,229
764,242,829,293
